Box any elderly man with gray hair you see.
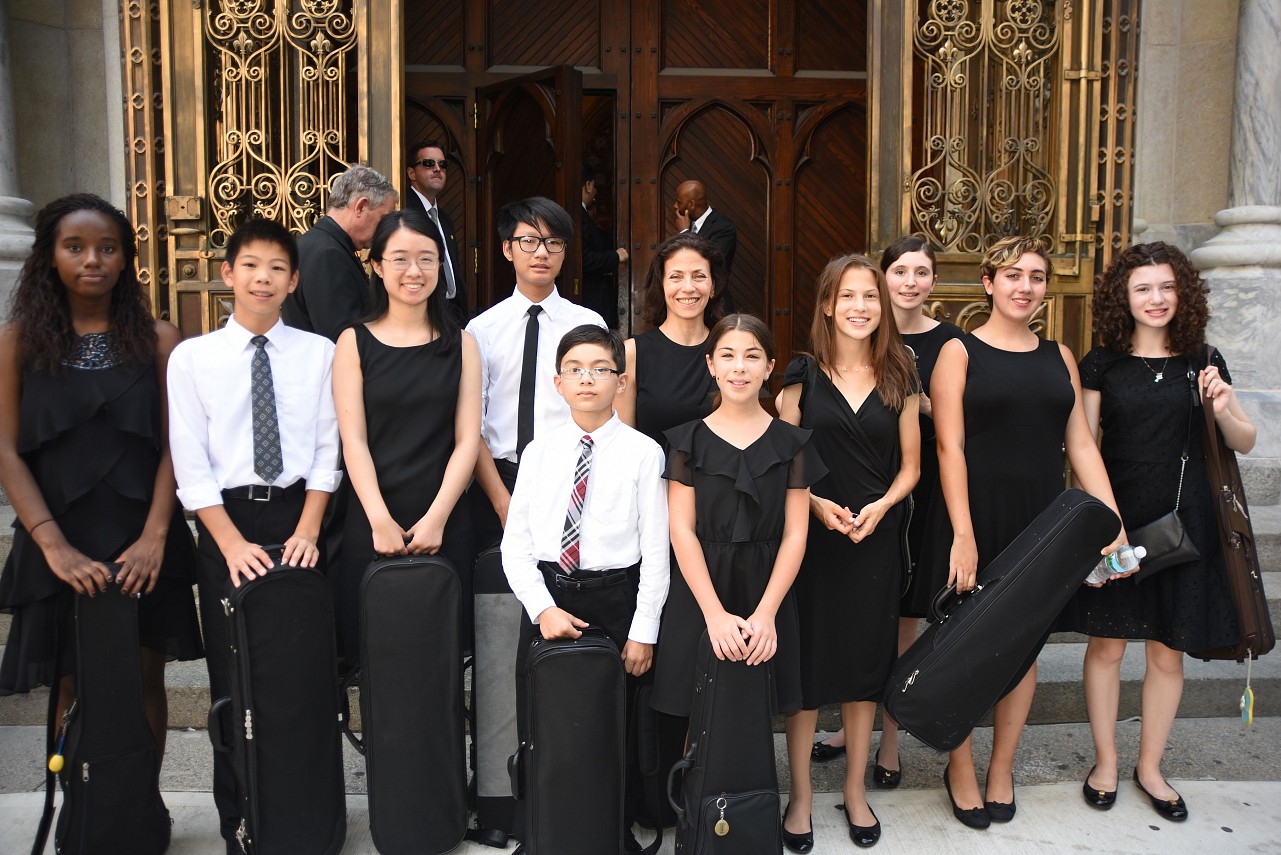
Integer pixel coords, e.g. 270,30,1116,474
284,164,398,341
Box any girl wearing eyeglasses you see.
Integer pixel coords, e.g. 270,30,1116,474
331,210,481,665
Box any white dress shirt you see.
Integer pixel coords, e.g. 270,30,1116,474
410,186,456,299
465,287,605,462
168,315,342,511
501,414,670,643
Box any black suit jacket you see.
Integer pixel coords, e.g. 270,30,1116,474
404,190,470,318
283,216,369,342
580,206,621,326
696,208,737,275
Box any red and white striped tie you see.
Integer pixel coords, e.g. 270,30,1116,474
559,435,594,572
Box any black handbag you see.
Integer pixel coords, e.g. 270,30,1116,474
1128,366,1201,581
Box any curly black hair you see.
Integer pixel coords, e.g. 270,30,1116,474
8,194,155,374
1093,241,1209,355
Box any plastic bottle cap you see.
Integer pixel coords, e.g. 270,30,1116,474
1133,546,1147,559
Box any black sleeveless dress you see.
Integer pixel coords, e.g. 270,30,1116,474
1057,348,1239,651
0,333,202,695
915,334,1073,695
784,356,905,707
633,327,715,448
900,322,964,617
917,334,1074,608
650,418,826,717
339,325,472,661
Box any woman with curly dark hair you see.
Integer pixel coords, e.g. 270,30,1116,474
1060,241,1255,821
616,232,729,446
0,194,202,752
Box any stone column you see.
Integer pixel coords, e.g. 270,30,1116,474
1189,0,1281,500
0,0,36,317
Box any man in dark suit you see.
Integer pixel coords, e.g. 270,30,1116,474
404,139,469,320
580,167,628,328
283,164,397,341
673,179,736,311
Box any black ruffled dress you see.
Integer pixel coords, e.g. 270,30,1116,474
0,333,201,695
649,418,826,717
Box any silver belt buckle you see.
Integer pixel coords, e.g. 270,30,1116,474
248,484,272,502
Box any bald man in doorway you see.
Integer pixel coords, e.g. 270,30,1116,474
673,179,737,311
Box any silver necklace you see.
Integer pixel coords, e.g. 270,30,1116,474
1138,355,1169,382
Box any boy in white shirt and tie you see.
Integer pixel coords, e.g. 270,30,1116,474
167,218,341,853
501,324,670,850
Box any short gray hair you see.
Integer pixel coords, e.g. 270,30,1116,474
328,164,397,211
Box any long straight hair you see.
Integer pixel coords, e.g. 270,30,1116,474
807,253,917,411
364,210,459,347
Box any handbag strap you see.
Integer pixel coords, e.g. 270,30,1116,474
1172,361,1198,511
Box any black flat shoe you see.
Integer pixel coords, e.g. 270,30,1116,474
781,802,813,854
839,802,881,848
872,752,902,789
1082,765,1117,809
1133,768,1188,821
984,775,1016,822
811,739,845,763
943,764,990,829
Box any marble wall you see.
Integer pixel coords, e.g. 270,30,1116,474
7,0,124,210
1131,0,1240,253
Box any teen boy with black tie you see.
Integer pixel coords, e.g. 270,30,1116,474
167,218,341,854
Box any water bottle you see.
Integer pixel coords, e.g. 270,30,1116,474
1085,544,1147,585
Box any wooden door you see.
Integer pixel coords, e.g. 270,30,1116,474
630,1,869,379
476,66,584,304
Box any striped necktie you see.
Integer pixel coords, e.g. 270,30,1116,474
558,435,594,572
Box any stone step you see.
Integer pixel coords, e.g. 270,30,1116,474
3,633,1275,735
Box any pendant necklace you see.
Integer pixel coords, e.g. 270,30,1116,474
1138,354,1169,383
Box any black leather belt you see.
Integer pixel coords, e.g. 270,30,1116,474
538,561,638,592
222,481,305,502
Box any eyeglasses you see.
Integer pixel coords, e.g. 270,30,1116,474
510,235,567,254
412,158,448,171
384,256,440,271
558,367,619,380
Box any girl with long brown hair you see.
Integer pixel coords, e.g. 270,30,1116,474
775,254,920,849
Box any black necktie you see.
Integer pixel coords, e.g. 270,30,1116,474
426,208,457,299
517,304,542,457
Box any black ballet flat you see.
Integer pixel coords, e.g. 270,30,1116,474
873,754,901,789
838,802,881,848
943,764,990,829
811,739,845,763
984,774,1016,823
1082,765,1117,809
1133,768,1188,821
781,802,813,854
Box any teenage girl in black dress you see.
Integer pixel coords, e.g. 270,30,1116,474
927,235,1124,828
0,194,202,751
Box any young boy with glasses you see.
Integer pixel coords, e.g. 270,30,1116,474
502,324,670,851
465,197,606,550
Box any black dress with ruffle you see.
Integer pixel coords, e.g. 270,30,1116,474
0,334,201,695
649,418,826,717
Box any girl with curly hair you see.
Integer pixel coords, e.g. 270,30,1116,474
0,194,201,751
1060,241,1255,821
923,235,1124,830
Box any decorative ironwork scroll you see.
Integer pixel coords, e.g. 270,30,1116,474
204,0,357,247
122,1,167,317
1093,0,1138,275
908,0,1063,253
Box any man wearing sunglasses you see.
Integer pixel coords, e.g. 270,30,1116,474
405,139,469,319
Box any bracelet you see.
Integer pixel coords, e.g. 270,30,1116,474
28,518,55,534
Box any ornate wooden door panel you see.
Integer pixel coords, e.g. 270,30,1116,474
633,0,870,374
477,66,584,304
